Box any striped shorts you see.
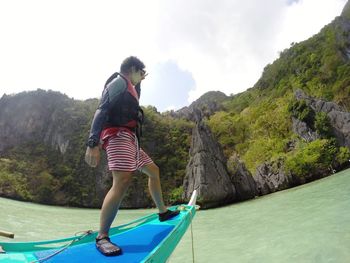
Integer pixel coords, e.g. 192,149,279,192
105,130,154,172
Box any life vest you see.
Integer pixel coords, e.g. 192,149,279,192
104,72,144,130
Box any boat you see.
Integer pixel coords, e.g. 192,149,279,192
0,190,198,263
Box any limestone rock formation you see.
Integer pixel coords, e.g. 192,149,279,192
341,0,350,20
227,154,257,201
295,89,350,148
183,118,236,209
291,117,320,142
0,91,73,154
172,91,228,121
253,158,298,196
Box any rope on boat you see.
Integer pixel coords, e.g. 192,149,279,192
27,213,154,262
189,208,195,263
30,230,93,263
177,205,198,263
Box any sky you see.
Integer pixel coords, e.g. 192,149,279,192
0,0,347,112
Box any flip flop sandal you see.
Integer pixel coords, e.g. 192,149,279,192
95,236,122,256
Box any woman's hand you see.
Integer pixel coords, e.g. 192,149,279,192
85,146,100,167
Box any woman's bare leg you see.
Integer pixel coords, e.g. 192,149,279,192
98,171,133,238
140,163,167,213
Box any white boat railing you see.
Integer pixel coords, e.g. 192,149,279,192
187,190,198,206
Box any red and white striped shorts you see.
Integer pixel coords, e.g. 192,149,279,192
105,130,154,172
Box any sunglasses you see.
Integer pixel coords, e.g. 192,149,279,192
139,69,146,76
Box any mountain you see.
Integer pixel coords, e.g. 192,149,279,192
168,90,228,121
1,1,350,208
342,0,350,19
0,90,192,207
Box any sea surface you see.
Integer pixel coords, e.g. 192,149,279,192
1,169,350,262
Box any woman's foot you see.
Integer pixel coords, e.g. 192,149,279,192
158,209,180,222
95,236,122,256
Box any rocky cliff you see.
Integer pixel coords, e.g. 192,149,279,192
254,158,298,196
171,91,228,121
227,154,257,201
254,90,350,196
182,116,236,208
0,91,74,153
341,0,350,20
182,109,258,208
294,89,350,148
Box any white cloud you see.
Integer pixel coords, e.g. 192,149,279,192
140,60,195,112
274,0,347,53
0,0,347,110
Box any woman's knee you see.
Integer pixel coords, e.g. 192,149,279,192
112,171,133,186
142,163,160,178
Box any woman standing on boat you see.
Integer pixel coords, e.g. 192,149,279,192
85,56,179,256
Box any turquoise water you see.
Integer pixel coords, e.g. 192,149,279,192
1,169,350,262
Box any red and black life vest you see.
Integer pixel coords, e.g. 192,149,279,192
104,72,144,131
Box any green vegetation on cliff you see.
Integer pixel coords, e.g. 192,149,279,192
207,15,350,175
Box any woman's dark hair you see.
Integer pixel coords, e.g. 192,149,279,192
120,56,145,74
104,56,145,90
